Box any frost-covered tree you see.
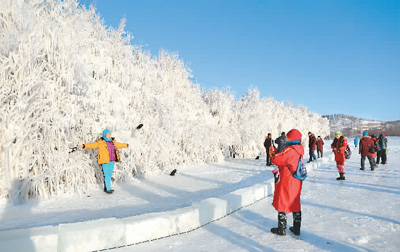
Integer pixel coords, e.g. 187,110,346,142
0,0,329,202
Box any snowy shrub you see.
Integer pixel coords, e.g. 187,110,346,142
0,0,329,201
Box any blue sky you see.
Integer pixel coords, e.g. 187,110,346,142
80,0,399,121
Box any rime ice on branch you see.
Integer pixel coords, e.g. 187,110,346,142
0,0,329,201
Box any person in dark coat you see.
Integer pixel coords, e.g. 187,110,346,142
275,132,286,153
307,132,317,163
263,133,274,166
269,129,304,236
377,133,388,164
316,136,324,158
359,131,377,171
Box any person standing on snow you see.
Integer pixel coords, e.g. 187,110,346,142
264,133,274,166
78,129,129,194
307,132,317,163
359,131,377,171
354,136,359,148
269,129,304,236
316,136,324,158
275,132,286,153
370,134,380,166
377,133,388,164
331,131,348,180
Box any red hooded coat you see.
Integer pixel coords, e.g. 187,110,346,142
270,144,304,213
331,137,348,162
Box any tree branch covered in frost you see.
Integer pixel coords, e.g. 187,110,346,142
0,0,329,201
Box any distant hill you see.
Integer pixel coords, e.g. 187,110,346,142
322,114,400,137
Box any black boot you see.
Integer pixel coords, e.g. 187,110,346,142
336,173,346,180
271,212,286,235
289,211,301,236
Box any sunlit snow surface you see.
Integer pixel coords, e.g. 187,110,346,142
0,138,399,252
117,137,400,252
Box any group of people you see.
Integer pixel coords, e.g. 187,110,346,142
77,127,388,239
264,129,389,237
264,131,325,166
331,131,388,180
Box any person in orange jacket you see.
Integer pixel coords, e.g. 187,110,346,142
79,129,129,194
269,129,304,236
331,131,348,180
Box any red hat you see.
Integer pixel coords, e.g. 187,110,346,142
287,129,302,141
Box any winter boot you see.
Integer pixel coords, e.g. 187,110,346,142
289,211,301,236
271,212,287,236
336,173,345,180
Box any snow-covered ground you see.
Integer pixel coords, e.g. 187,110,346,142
117,137,400,252
0,137,399,252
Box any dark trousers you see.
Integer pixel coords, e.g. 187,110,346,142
266,151,272,165
361,155,375,169
317,149,323,158
377,149,387,164
309,149,317,161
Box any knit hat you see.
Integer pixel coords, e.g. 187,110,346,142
287,129,302,141
103,129,112,141
363,131,368,136
335,131,342,137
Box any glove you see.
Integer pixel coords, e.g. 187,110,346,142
272,168,280,184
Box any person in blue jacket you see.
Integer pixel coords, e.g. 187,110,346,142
354,137,359,148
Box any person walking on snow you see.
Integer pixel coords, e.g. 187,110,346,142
269,129,304,236
78,129,129,194
275,132,286,153
354,137,359,148
331,131,348,180
307,132,317,163
316,136,324,158
264,133,274,166
377,133,388,164
359,131,377,171
370,135,380,166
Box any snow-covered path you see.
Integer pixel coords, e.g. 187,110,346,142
115,138,400,252
0,158,272,230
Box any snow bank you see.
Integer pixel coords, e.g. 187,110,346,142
0,155,331,252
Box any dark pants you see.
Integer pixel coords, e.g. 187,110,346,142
317,149,323,158
361,156,376,170
309,149,317,161
377,149,387,164
266,151,272,165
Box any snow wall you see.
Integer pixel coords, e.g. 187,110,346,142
0,0,330,201
0,155,333,252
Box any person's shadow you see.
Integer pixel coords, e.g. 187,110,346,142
0,178,38,252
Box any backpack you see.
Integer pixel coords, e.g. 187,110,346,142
293,156,307,181
344,146,351,159
373,140,381,151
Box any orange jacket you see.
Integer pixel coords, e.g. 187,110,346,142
83,138,128,164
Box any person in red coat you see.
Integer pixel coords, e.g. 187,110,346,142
307,132,317,163
269,129,304,236
331,131,348,180
359,131,377,170
316,136,324,158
